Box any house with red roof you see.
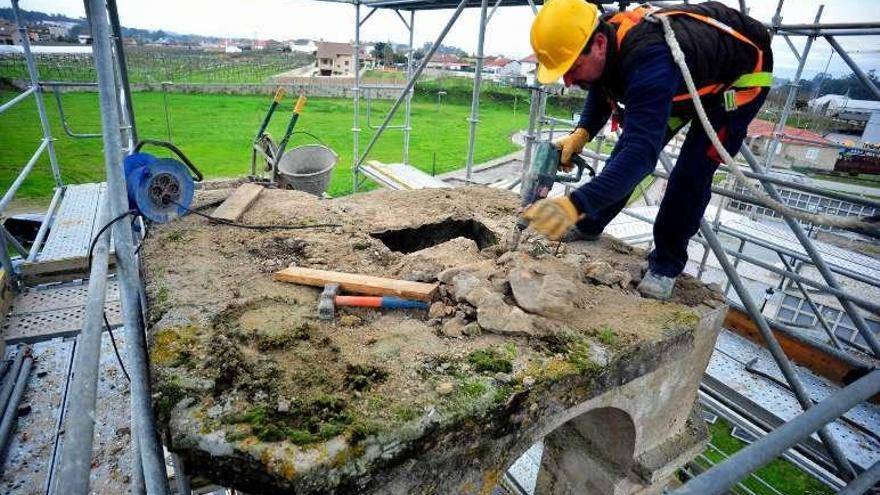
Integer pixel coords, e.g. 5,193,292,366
519,54,538,85
745,118,840,171
427,54,467,71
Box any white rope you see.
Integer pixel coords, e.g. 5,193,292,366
651,13,879,238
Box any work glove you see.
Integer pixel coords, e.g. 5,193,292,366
553,128,589,172
522,196,582,241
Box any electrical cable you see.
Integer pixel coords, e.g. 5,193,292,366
86,209,139,383
170,200,341,230
105,312,130,382
651,13,880,238
133,215,149,256
87,209,137,274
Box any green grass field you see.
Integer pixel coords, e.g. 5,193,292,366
692,418,834,495
0,91,528,207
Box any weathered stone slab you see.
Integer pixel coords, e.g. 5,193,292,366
142,187,725,494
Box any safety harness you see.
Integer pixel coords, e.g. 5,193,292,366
609,6,773,110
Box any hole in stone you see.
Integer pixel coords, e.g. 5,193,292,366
370,218,498,254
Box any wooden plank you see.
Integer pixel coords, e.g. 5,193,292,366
212,183,264,222
274,267,437,302
21,254,117,285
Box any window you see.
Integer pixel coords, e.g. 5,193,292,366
805,148,819,161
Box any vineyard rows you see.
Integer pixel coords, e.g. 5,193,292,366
0,47,313,84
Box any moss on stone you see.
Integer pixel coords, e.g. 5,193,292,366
154,374,185,423
331,444,366,469
593,325,618,347
564,335,601,374
224,393,360,446
467,346,514,374
663,309,701,331
344,364,388,392
255,321,311,351
492,385,514,406
156,285,170,306
537,357,580,381
225,428,249,443
151,325,200,367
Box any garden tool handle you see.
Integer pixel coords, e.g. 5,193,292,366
294,94,307,114
273,87,286,103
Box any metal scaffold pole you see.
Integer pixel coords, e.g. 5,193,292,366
403,10,415,165
355,0,470,169
86,0,169,492
10,0,62,188
55,200,111,494
107,0,138,148
764,5,823,169
656,151,856,480
465,0,490,182
675,370,880,495
352,2,362,192
824,35,880,100
739,146,880,357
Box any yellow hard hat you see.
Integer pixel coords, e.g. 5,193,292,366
530,0,599,84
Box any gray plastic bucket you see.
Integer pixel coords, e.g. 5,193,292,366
276,144,338,196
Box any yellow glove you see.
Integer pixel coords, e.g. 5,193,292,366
553,128,590,172
522,196,582,241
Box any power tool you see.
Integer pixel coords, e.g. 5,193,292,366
510,141,595,250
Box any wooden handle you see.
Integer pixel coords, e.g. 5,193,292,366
294,94,307,114
273,87,285,103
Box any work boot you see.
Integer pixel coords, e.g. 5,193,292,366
638,271,675,300
561,226,600,243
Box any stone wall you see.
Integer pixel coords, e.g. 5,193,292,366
8,79,406,99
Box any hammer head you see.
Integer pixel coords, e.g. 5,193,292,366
318,283,340,320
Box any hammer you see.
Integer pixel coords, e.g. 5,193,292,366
318,283,429,320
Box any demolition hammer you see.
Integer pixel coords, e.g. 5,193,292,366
509,141,595,250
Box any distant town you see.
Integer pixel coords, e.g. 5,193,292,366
0,7,543,85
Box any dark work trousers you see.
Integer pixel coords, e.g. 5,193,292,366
575,88,768,278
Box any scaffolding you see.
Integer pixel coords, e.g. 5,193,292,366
1,0,879,493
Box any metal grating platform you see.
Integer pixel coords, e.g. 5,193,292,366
706,329,880,470
0,334,134,495
3,280,123,343
362,161,452,190
36,183,108,263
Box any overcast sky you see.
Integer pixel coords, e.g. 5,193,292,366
6,0,879,79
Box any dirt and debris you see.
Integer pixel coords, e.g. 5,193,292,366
141,186,723,494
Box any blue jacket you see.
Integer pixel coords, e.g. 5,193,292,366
569,45,679,218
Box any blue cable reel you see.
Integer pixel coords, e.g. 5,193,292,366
123,140,203,223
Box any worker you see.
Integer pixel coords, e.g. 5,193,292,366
523,0,773,300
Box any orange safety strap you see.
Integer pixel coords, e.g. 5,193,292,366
672,83,726,102
609,7,655,50
733,86,763,107
612,9,765,104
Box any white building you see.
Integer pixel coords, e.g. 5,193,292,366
519,54,538,86
289,39,316,54
809,94,880,123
